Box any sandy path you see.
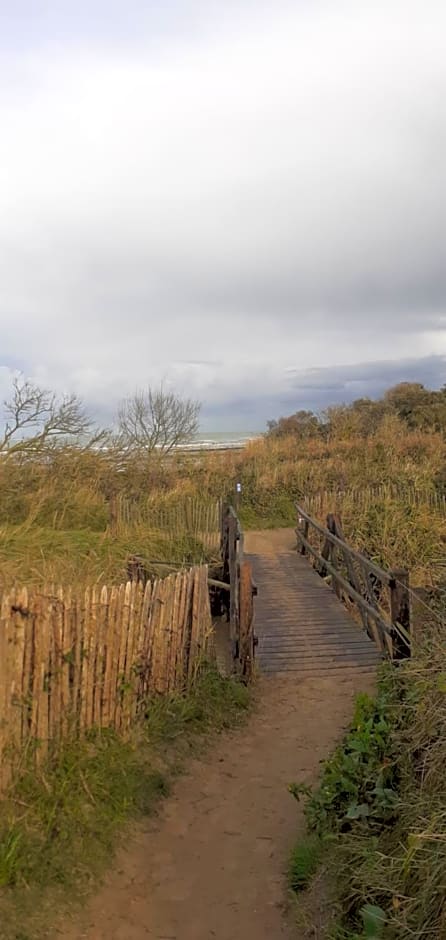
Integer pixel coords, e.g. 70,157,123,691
64,672,374,940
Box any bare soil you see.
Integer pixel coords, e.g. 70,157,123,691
63,674,373,940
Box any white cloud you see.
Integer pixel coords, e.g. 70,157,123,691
0,0,445,426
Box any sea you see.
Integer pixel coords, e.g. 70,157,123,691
185,431,261,451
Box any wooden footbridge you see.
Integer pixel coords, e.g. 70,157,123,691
219,503,411,679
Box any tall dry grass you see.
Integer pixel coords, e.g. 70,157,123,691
0,416,444,588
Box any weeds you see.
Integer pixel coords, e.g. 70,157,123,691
289,835,324,891
289,631,446,939
0,669,250,940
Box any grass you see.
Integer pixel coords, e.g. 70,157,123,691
289,835,324,891
0,523,215,588
0,413,445,587
0,668,251,940
288,628,446,939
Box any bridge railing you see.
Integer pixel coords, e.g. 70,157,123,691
295,503,411,660
220,505,256,680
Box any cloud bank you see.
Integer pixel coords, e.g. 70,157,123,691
0,0,445,428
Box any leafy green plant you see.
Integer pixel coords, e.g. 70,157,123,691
291,680,400,840
360,904,386,939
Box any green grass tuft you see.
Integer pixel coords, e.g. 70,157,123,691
289,835,323,892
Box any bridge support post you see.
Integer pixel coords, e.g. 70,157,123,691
390,570,411,660
300,518,309,555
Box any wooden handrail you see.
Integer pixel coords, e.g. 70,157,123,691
296,504,392,585
296,528,393,641
295,503,411,659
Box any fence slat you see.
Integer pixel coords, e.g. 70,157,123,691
115,583,131,731
35,590,51,762
0,564,215,791
103,585,118,728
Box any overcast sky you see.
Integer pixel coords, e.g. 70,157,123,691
1,0,445,430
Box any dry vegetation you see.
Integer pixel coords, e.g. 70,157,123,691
0,405,445,591
1,379,445,939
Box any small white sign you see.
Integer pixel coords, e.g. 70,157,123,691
236,482,242,493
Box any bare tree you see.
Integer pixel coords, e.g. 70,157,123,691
0,375,93,457
118,387,200,455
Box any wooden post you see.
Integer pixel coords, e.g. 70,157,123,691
221,504,230,586
298,517,309,555
234,482,242,514
239,560,255,681
228,512,239,662
127,554,148,585
390,569,411,660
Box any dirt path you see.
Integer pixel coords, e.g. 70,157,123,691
64,675,373,940
64,530,375,940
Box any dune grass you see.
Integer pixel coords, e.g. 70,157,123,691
0,522,218,588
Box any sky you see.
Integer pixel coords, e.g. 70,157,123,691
0,0,445,431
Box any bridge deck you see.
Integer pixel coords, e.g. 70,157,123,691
245,531,381,677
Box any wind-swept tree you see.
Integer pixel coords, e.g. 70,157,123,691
0,375,93,457
117,386,200,455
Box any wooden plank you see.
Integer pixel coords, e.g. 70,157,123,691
145,579,160,696
35,589,51,761
188,567,202,684
9,589,26,758
0,590,11,789
180,569,194,685
115,583,131,731
239,560,254,680
159,575,175,695
199,565,213,662
174,572,188,689
151,578,167,695
139,580,153,703
50,586,63,745
59,587,71,737
102,585,118,728
130,581,145,721
122,580,138,731
80,586,92,733
20,587,34,749
249,548,381,677
94,586,108,728
72,591,83,734
167,572,182,692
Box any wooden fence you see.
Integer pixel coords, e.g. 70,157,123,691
304,484,446,518
0,565,213,790
109,495,222,551
296,504,411,660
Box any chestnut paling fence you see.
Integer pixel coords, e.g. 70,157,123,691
0,565,214,790
109,495,223,552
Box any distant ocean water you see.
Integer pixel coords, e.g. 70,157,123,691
183,431,261,451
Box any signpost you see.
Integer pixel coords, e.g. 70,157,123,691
235,481,242,513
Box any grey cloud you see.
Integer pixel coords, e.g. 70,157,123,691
0,1,445,427
201,356,446,428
